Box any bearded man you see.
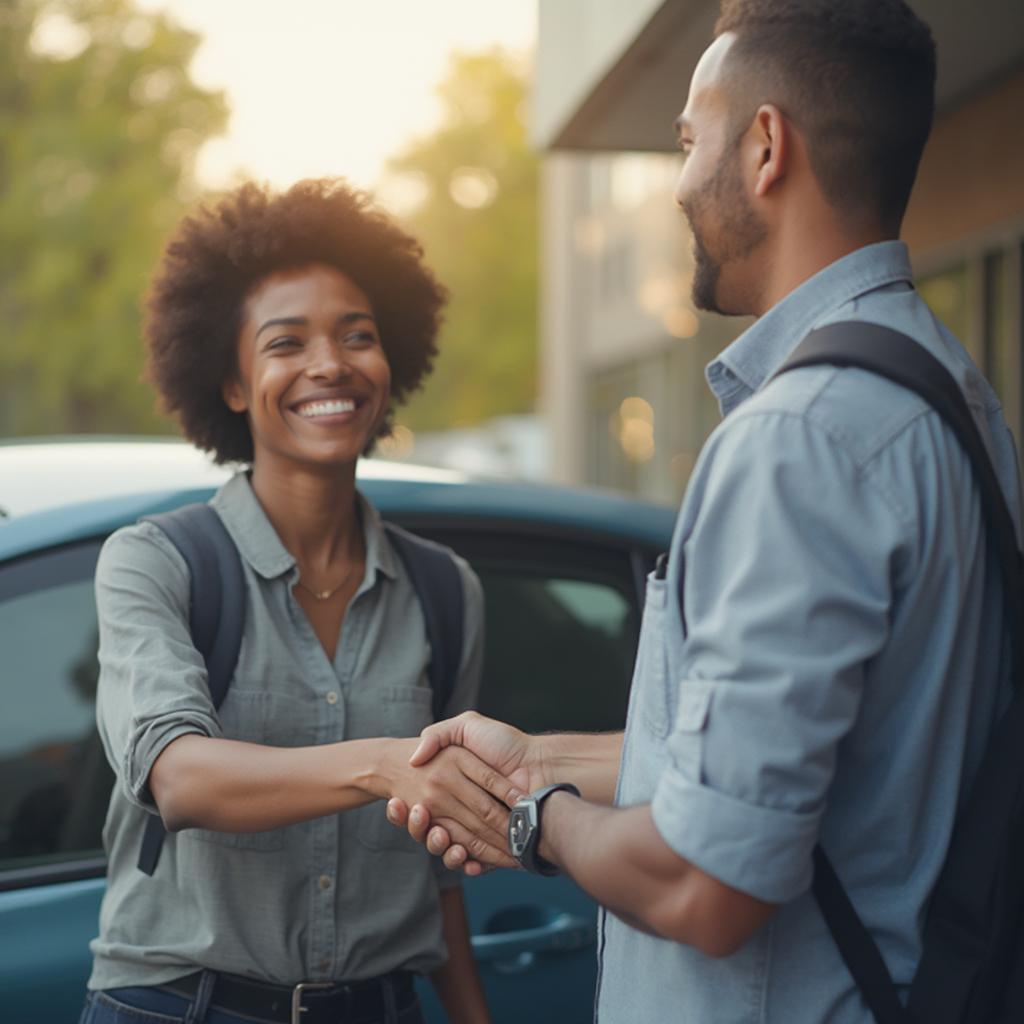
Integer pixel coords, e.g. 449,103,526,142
390,2,1022,1020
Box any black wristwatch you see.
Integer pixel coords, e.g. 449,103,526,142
507,783,580,875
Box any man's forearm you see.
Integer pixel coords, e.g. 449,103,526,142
535,731,623,803
537,793,776,956
537,795,678,936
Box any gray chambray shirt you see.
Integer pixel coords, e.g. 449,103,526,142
88,472,483,990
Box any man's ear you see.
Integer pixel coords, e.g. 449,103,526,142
222,374,247,414
750,103,788,198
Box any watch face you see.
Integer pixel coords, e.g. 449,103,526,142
508,808,530,857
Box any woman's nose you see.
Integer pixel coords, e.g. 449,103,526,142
306,337,351,379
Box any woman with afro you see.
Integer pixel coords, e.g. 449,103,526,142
81,179,512,1024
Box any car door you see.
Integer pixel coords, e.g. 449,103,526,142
0,537,111,1022
407,524,656,1024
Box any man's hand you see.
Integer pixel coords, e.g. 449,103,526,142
370,738,520,869
387,712,549,873
411,711,548,793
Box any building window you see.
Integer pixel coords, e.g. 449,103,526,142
918,241,1023,465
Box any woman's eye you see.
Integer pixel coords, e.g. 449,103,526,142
344,331,377,347
267,336,300,351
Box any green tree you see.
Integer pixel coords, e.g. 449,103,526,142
384,49,538,433
0,0,227,436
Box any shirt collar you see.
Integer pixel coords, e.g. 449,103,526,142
705,240,914,417
211,472,398,583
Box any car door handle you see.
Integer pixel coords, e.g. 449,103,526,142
472,910,595,967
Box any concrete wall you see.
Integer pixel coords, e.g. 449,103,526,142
904,66,1024,260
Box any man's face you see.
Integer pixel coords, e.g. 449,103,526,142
674,33,766,315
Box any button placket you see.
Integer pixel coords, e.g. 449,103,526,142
282,572,341,980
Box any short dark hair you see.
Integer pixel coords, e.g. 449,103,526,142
146,178,448,463
715,0,936,232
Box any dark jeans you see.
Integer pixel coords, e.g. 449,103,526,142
79,982,427,1024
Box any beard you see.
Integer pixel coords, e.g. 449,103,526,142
682,136,767,315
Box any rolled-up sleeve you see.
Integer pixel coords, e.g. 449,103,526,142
94,522,223,812
651,409,911,903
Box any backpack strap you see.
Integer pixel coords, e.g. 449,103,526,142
780,321,1023,669
775,320,1024,1024
383,522,466,720
136,503,246,875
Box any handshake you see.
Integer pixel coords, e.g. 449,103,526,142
378,711,549,874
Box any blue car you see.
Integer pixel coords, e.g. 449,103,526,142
0,439,674,1024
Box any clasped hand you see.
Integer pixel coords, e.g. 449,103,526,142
385,712,545,874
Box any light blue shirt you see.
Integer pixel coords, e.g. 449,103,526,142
596,242,1022,1022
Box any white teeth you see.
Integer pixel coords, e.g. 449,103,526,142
297,399,356,418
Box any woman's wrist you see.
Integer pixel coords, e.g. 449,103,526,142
351,736,417,801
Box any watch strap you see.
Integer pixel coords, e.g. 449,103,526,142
514,782,580,875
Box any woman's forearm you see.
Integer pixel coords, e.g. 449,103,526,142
149,732,517,863
149,733,406,833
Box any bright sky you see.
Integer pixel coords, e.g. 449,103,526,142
135,0,537,194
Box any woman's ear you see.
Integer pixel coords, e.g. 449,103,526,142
751,103,788,198
222,374,247,414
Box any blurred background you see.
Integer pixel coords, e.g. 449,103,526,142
2,0,1024,504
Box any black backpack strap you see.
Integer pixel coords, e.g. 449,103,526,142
811,849,911,1023
135,503,246,875
383,523,465,720
776,320,1024,1024
780,321,1023,670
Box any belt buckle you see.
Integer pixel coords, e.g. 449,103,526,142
291,981,336,1024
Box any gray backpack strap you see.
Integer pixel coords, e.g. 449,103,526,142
383,523,465,720
136,503,246,875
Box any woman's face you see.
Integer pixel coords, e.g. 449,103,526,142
224,263,391,470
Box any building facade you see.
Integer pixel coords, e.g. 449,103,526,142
534,0,1024,503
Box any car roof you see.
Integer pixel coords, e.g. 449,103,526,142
0,439,676,561
0,436,466,519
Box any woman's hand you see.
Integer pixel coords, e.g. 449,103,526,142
368,737,521,869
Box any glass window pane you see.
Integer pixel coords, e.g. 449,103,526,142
919,264,976,359
0,561,111,872
476,568,638,734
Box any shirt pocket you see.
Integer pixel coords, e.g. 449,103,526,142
665,680,713,783
187,690,285,852
356,685,434,855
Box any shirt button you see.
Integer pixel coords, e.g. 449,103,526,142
319,874,332,891
326,691,338,705
318,960,330,974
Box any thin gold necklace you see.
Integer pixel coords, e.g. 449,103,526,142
294,564,357,602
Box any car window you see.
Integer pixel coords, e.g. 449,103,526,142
419,530,646,733
0,542,112,885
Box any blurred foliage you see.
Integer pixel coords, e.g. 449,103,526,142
0,0,227,437
386,49,538,432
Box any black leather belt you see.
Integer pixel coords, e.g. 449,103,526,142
159,969,415,1023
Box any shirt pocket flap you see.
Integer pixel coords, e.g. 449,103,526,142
674,681,712,733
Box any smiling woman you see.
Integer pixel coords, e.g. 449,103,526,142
147,179,446,461
224,265,392,477
78,180,505,1024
